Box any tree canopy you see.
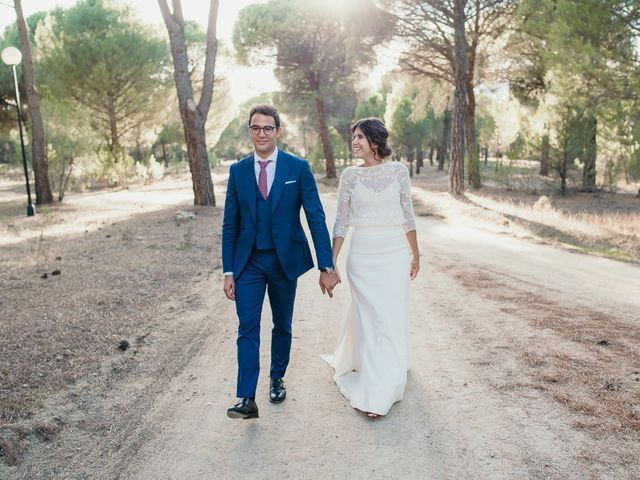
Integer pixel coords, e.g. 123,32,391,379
37,0,169,153
233,0,393,177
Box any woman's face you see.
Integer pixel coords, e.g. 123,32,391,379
352,127,375,160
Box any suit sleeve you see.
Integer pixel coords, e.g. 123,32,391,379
300,161,333,269
221,165,240,274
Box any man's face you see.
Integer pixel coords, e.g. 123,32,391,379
249,113,280,157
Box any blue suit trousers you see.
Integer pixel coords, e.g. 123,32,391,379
234,248,297,398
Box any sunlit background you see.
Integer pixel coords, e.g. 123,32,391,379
0,0,281,103
1,0,639,199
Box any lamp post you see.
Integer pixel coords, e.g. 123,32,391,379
2,46,35,216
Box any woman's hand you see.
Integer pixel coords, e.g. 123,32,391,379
409,255,420,280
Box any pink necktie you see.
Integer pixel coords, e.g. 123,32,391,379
258,160,270,199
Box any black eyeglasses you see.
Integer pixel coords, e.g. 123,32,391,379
249,125,277,135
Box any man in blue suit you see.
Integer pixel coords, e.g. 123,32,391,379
222,104,339,419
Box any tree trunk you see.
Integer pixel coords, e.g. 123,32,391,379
582,115,597,192
161,142,168,166
315,96,335,178
108,103,120,154
466,84,481,188
540,134,549,176
57,157,66,201
465,5,481,190
560,150,568,196
416,148,423,174
59,156,74,202
449,0,468,195
619,152,629,184
159,0,218,206
409,149,415,177
134,131,146,164
438,107,452,171
184,99,214,204
429,145,435,166
15,0,53,204
343,124,352,166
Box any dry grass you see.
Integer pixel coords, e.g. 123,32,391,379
413,169,640,448
464,188,640,262
410,165,640,263
0,416,65,466
412,168,640,474
0,198,222,463
446,264,640,472
520,349,547,368
466,191,640,239
414,166,640,455
0,425,26,466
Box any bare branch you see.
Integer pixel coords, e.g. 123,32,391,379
157,0,175,29
198,0,219,118
171,0,184,23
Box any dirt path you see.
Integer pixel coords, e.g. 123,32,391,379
89,198,640,478
3,183,639,479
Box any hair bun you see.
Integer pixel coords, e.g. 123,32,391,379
378,143,392,158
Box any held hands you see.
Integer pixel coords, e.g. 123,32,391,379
409,255,420,280
319,269,341,298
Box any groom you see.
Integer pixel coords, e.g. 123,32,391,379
222,104,338,419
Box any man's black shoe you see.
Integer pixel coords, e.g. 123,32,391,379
227,397,259,419
269,378,286,403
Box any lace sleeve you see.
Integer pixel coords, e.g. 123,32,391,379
332,168,353,238
398,165,416,232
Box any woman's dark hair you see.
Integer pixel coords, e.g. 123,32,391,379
351,117,392,159
248,104,281,129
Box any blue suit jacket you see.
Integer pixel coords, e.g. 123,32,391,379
221,150,333,280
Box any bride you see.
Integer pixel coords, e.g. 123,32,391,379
323,117,420,418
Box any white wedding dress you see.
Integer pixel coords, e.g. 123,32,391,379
323,162,416,415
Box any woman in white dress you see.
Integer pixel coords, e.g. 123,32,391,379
324,118,419,418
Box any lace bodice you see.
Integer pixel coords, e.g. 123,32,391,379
332,162,417,238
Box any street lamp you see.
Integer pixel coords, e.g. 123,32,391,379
2,46,35,216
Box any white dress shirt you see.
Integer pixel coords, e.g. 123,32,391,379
253,146,278,196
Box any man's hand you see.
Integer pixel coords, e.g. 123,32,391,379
224,275,236,300
319,271,340,298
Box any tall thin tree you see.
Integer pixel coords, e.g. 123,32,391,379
14,0,53,204
233,0,392,179
386,0,514,190
450,0,468,194
159,0,218,206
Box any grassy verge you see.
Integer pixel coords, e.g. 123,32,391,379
0,203,222,465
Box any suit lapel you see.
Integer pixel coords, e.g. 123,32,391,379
270,150,292,213
240,155,256,223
